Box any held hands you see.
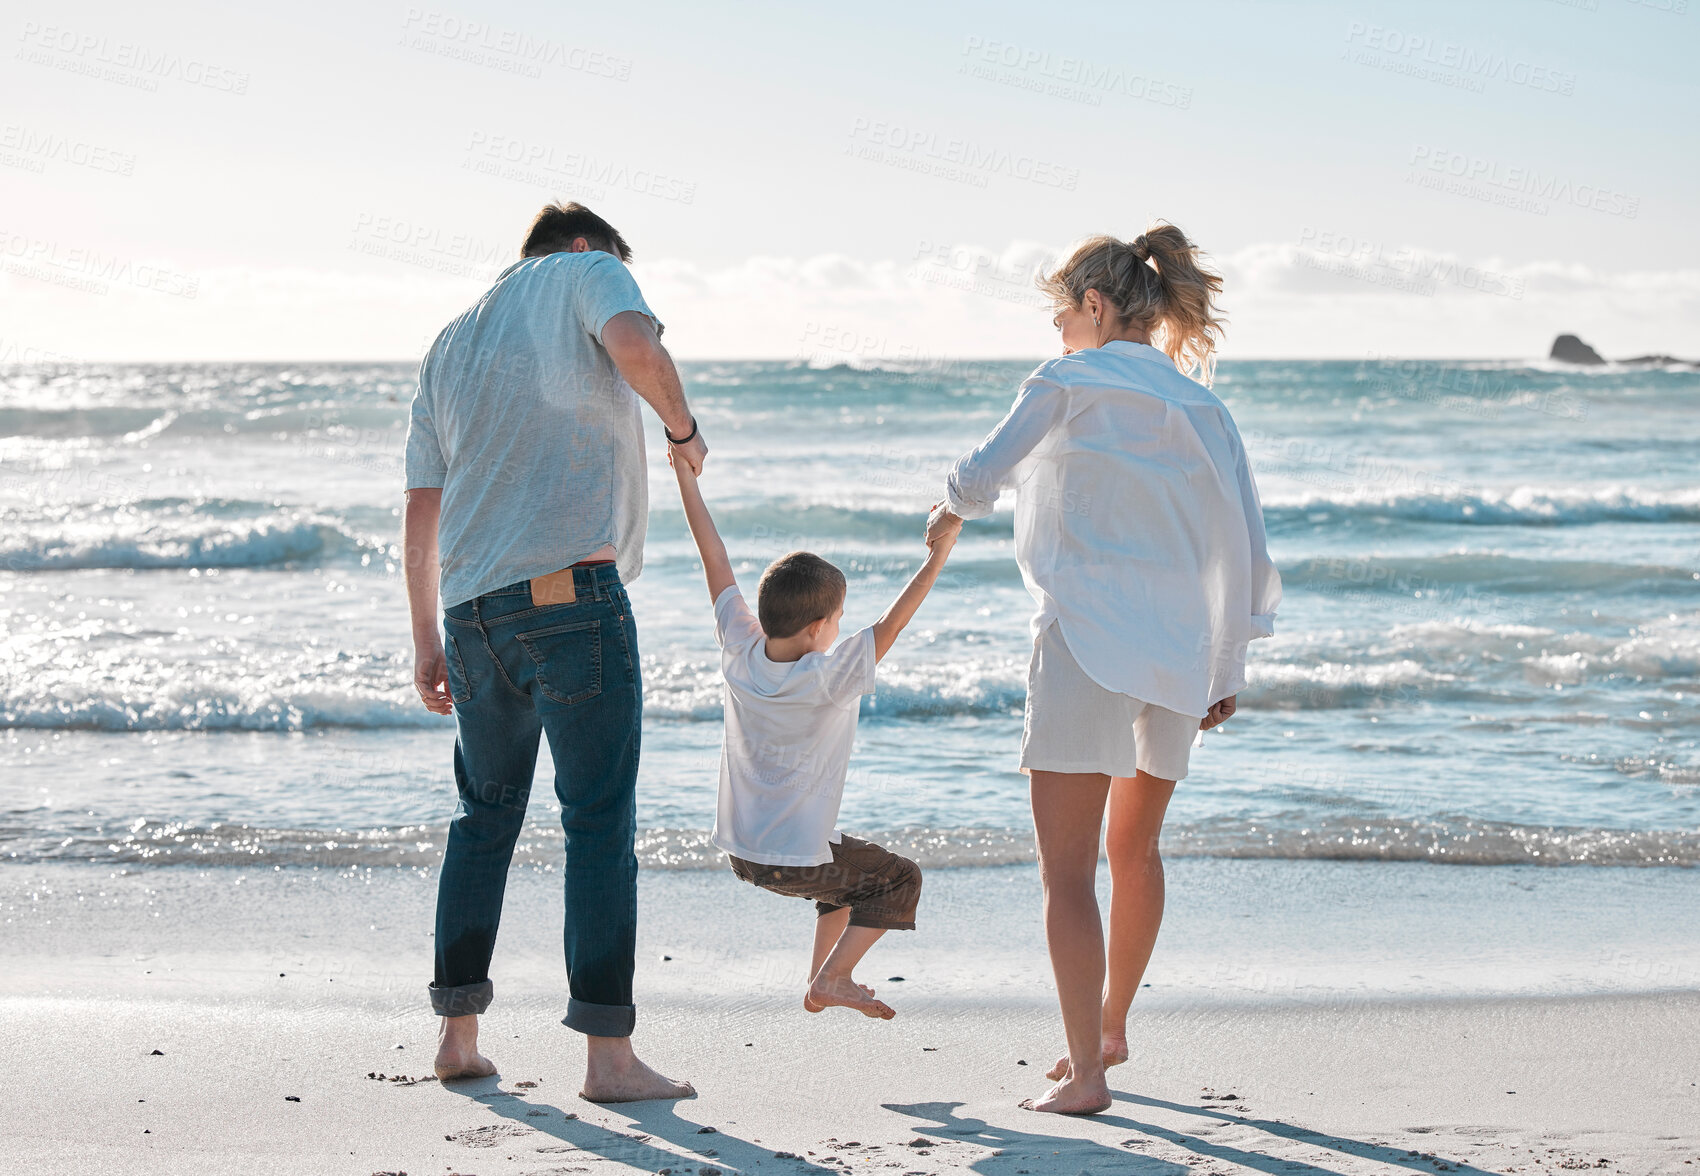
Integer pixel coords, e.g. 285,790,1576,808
1200,694,1236,731
666,417,708,477
414,638,455,715
925,502,963,557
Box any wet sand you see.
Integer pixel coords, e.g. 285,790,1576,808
5,860,1698,1174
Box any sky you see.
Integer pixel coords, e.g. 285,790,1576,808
2,0,1696,362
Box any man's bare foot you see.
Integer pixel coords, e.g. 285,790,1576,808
804,974,894,1019
1020,1070,1113,1115
1044,1026,1129,1080
434,1015,498,1082
581,1037,694,1104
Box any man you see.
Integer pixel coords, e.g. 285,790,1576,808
403,202,705,1101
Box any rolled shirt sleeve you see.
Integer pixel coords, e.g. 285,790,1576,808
573,252,664,343
945,373,1066,520
403,371,447,491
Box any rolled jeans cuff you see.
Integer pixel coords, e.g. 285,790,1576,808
562,998,635,1037
429,980,493,1017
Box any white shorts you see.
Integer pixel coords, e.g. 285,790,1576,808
1019,623,1198,781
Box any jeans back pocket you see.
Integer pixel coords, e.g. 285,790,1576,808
444,633,475,705
515,618,603,706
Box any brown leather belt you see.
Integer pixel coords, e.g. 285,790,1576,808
529,559,615,606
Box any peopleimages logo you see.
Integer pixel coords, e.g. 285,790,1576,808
846,117,1079,190
0,124,136,176
0,335,82,365
462,131,696,204
1296,226,1526,300
959,35,1194,109
16,21,251,94
399,8,632,80
1343,21,1577,96
0,230,199,298
1408,146,1639,219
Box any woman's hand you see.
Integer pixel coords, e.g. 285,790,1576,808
1200,694,1236,731
926,502,963,550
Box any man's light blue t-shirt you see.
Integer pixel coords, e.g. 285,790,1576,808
404,250,662,608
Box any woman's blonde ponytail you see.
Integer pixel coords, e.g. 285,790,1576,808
1038,221,1226,385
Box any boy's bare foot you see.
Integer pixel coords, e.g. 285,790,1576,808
1020,1071,1113,1115
581,1037,695,1104
434,1015,498,1081
805,975,895,1019
1043,1028,1129,1080
805,980,878,1012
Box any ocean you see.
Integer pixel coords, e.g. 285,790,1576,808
3,357,1697,872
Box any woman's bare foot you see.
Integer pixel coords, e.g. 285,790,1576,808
1103,1026,1130,1067
1020,1070,1113,1115
434,1015,498,1081
805,973,894,1019
580,1037,695,1104
1043,1026,1130,1080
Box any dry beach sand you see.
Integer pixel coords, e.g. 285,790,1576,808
5,859,1699,1175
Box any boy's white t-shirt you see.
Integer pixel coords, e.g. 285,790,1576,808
710,585,877,868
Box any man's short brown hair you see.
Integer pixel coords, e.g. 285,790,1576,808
520,202,632,261
757,552,847,639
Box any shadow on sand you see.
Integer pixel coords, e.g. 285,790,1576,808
886,1099,1190,1174
442,1073,835,1171
886,1094,1507,1176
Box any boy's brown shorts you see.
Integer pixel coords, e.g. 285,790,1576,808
728,834,921,931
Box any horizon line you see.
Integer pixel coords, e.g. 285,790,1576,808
2,354,1663,367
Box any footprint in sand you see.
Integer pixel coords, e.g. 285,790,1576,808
445,1123,532,1148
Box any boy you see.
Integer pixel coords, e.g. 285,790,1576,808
672,453,961,1019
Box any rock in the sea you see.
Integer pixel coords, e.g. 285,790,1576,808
1550,334,1606,364
1619,354,1699,367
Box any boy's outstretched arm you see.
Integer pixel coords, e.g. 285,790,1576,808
871,506,962,662
673,457,736,603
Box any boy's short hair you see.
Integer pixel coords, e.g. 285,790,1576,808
520,201,632,261
757,552,847,639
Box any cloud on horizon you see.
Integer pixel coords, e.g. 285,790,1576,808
3,241,1694,364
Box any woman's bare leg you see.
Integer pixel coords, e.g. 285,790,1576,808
1025,769,1113,1115
1044,769,1176,1081
1102,770,1177,1058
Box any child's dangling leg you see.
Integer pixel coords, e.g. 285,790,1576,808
808,904,851,983
805,915,894,1020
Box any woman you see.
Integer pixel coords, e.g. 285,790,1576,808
927,223,1281,1115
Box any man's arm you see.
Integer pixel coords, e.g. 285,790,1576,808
673,458,736,603
602,310,708,475
871,513,962,662
404,487,452,715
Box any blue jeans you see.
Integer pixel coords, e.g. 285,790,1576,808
428,564,641,1037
